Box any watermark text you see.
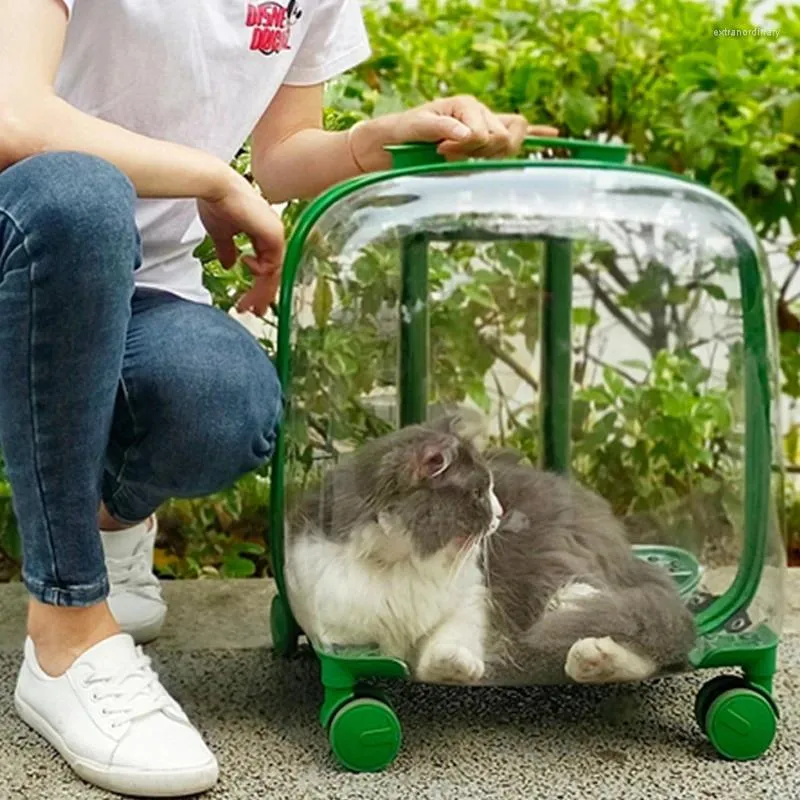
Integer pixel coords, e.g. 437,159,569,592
714,27,780,38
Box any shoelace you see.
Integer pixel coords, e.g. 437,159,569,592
106,552,161,595
83,648,173,728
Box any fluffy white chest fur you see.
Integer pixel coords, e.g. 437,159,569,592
286,513,489,683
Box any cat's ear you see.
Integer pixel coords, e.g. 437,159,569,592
428,407,487,444
414,436,459,481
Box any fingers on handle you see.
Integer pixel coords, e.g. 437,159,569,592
527,124,561,137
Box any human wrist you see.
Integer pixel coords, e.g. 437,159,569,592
347,114,403,174
201,160,244,203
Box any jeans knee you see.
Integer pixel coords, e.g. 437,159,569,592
2,152,139,286
139,352,282,498
207,357,283,483
244,362,284,467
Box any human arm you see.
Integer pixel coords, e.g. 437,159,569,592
0,0,240,199
251,84,356,203
0,0,284,313
250,0,560,201
253,85,559,203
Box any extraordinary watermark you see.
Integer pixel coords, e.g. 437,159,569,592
713,27,780,38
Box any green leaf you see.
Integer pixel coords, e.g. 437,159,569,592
752,165,778,194
467,382,492,413
673,53,717,89
0,497,21,562
221,555,256,579
579,386,611,405
666,285,690,304
562,88,599,134
695,147,715,170
312,279,334,328
701,283,727,301
236,542,266,555
573,306,600,327
522,308,540,353
462,282,495,307
783,95,800,136
603,366,626,397
193,237,217,264
716,41,743,74
620,359,649,371
662,391,688,416
620,273,664,309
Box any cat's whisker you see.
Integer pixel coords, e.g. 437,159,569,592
481,534,494,597
445,546,469,585
446,536,478,586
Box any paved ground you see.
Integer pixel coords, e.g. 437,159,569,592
0,577,798,800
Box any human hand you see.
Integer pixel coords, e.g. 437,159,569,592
197,171,285,316
386,96,559,160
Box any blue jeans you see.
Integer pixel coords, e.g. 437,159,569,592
0,153,282,607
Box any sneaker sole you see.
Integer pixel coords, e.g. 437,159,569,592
14,691,218,797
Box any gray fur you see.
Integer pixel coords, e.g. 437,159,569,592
290,416,696,684
290,425,495,557
483,457,696,684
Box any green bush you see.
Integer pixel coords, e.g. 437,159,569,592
0,0,798,578
263,0,797,568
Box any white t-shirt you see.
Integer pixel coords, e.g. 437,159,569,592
55,0,371,303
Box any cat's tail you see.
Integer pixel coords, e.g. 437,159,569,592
489,567,696,686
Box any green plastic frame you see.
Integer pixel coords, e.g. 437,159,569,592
268,136,779,692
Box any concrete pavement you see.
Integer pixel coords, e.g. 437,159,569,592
0,576,797,800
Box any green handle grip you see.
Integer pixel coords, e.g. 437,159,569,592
524,136,630,164
385,136,630,169
385,143,444,169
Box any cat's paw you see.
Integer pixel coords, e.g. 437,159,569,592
416,643,485,685
565,636,656,684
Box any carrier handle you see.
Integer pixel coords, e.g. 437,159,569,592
386,136,630,169
523,135,630,164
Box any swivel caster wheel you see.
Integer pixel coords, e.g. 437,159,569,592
270,594,300,657
695,675,778,760
328,697,402,772
694,675,748,732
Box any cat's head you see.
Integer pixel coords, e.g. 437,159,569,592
354,423,503,562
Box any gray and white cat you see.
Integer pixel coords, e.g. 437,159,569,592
285,415,696,685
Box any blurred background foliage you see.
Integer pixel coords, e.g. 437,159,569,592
0,0,798,580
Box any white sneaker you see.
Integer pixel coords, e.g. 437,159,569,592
15,634,219,797
101,516,167,644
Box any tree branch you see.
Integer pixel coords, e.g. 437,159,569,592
575,265,654,350
481,337,539,391
584,353,641,385
595,248,632,290
780,260,800,301
491,371,506,444
575,287,599,386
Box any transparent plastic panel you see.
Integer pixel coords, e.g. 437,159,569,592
282,165,784,667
